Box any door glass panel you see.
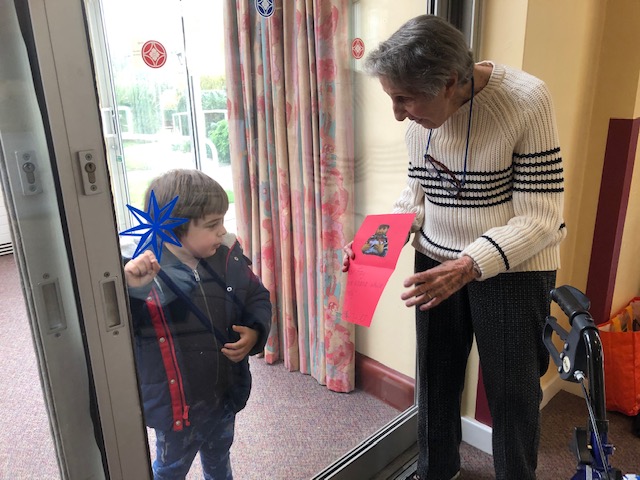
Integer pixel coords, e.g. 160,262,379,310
0,3,105,478
86,0,420,478
99,0,196,213
93,0,237,234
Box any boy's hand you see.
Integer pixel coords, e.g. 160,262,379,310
124,250,161,288
222,325,259,363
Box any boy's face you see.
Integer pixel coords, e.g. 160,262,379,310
179,212,227,259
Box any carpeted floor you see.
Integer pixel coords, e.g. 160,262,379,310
2,252,639,479
452,389,640,479
0,254,400,479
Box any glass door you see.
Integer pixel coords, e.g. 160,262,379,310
0,1,149,478
1,0,457,478
87,0,426,479
86,0,235,232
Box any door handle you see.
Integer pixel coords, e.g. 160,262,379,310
39,278,67,334
99,276,127,331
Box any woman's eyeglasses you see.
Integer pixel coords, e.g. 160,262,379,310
425,154,466,198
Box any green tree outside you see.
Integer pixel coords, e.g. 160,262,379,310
210,119,230,165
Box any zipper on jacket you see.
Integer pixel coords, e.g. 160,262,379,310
193,264,219,384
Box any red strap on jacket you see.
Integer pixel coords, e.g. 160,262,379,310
146,287,190,431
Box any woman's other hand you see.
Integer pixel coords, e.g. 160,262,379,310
124,250,161,288
342,241,355,272
401,255,479,310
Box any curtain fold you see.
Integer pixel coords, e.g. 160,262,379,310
223,0,355,392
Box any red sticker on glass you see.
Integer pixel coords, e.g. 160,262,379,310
141,40,167,69
351,38,365,59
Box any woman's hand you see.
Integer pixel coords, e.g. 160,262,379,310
222,325,259,363
342,241,355,272
124,250,161,288
401,255,479,311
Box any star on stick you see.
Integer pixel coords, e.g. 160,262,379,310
119,190,188,262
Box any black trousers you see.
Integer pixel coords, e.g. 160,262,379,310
414,252,556,480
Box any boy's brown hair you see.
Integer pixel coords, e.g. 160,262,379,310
144,169,229,239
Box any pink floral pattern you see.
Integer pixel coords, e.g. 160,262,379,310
223,0,355,392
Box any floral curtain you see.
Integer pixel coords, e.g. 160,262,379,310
223,0,355,392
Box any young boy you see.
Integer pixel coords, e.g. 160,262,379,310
123,169,271,479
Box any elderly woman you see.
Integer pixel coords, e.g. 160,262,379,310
343,14,566,480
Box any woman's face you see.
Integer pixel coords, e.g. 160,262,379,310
379,76,458,129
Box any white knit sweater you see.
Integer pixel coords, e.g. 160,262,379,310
393,63,566,280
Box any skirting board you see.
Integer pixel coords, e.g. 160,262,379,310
356,353,581,457
355,353,415,412
461,416,493,455
461,374,584,456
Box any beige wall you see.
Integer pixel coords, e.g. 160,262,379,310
352,0,640,399
600,1,640,314
520,0,640,318
353,0,426,378
352,0,427,379
615,132,640,311
479,0,527,67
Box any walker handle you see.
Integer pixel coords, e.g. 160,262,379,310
551,285,591,325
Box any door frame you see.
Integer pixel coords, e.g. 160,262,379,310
19,0,419,476
15,0,151,477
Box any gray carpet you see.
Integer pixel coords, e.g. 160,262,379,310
0,254,399,479
2,252,639,479
452,389,640,479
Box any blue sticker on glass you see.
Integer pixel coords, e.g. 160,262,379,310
256,0,274,18
119,190,188,262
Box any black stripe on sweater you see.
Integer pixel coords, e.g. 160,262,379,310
513,147,561,159
481,235,510,270
514,177,564,185
419,229,462,253
513,186,564,193
514,167,564,176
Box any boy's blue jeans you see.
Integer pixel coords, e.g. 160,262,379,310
153,402,235,480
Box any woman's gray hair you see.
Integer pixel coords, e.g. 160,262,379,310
364,15,474,97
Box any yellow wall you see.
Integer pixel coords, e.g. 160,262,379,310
598,1,640,314
479,0,527,68
613,128,640,311
520,0,640,318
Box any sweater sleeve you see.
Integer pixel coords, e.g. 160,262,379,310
393,122,426,232
461,81,566,279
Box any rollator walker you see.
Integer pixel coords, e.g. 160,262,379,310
543,285,623,480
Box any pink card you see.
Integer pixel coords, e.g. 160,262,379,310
342,213,416,327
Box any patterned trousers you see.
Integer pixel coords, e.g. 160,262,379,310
153,402,236,480
414,252,556,480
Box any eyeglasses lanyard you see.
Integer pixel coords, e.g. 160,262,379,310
425,74,475,188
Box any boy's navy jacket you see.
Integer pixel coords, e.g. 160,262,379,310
123,234,271,432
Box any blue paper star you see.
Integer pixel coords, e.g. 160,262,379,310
119,191,188,262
